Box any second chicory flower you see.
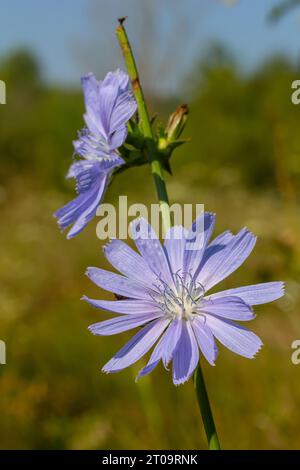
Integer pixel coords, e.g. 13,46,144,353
54,69,137,238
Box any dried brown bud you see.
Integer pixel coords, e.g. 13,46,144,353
165,104,189,141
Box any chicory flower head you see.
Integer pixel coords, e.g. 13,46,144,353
54,69,137,238
84,213,284,385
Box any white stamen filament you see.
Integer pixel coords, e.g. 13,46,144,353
153,272,205,322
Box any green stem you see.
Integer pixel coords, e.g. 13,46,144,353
116,17,220,451
116,18,171,233
194,363,221,450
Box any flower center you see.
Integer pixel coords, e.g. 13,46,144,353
153,273,205,321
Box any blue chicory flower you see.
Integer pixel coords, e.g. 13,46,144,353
54,70,137,238
83,213,284,385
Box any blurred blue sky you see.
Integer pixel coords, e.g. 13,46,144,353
1,0,300,95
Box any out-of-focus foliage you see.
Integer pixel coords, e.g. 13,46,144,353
0,48,300,449
268,0,300,22
0,50,82,186
175,48,299,201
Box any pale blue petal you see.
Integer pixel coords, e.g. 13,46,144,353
102,69,129,90
184,212,216,278
172,321,199,385
208,282,285,306
86,267,150,300
73,129,124,161
98,69,134,136
55,161,104,219
198,228,257,292
102,318,170,373
82,113,107,143
66,178,108,238
209,230,234,247
54,172,108,239
98,84,120,135
200,296,254,321
109,126,128,150
66,160,104,192
164,226,187,274
205,315,263,358
191,317,218,366
99,70,132,137
199,230,234,270
81,73,106,137
81,69,134,147
137,319,183,379
81,73,99,114
136,351,162,378
136,324,173,378
131,218,174,287
89,311,162,336
103,239,157,287
162,318,183,367
109,90,137,136
82,297,159,315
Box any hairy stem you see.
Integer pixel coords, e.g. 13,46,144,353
116,18,171,233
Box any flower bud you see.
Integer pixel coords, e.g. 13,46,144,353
165,104,189,141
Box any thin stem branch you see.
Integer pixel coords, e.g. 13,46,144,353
116,17,221,451
116,18,171,233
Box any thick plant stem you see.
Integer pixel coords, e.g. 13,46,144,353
194,363,221,450
116,18,220,451
116,18,171,233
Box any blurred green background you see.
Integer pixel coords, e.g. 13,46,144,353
1,0,300,450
